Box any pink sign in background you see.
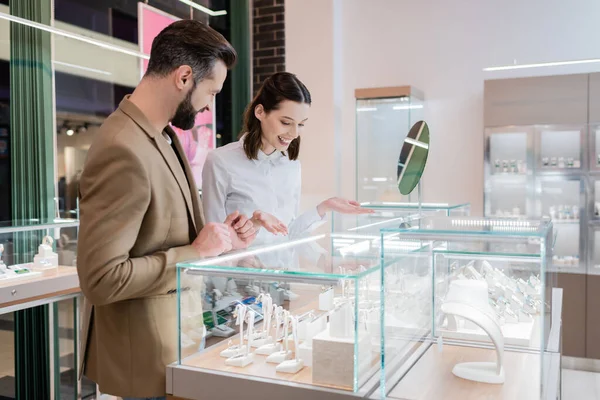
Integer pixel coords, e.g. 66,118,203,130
138,3,216,188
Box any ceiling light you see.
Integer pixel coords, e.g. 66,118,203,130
53,60,112,76
357,107,377,112
0,11,149,59
66,129,74,136
178,0,227,16
393,105,424,110
483,58,600,72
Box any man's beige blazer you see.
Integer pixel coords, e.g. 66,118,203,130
77,97,204,397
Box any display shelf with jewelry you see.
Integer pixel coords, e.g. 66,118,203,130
0,219,79,287
380,216,562,400
485,125,588,274
172,217,412,397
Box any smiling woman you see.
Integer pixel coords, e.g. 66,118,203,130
202,72,374,245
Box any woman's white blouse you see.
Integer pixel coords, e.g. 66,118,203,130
201,140,325,244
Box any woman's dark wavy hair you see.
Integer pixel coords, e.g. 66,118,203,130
240,72,311,161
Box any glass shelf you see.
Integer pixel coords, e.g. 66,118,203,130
359,202,470,216
486,175,528,218
590,225,600,275
0,218,79,234
592,126,600,170
538,129,582,172
489,132,528,175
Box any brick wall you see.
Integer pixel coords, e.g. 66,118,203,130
252,0,285,95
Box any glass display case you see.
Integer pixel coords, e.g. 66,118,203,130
355,86,425,203
485,124,587,273
588,223,600,275
485,126,533,218
380,217,561,400
0,219,88,400
331,202,470,235
0,219,79,284
590,125,600,170
175,231,384,397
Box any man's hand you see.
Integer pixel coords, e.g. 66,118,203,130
251,210,288,236
191,222,232,257
225,211,257,250
317,197,375,218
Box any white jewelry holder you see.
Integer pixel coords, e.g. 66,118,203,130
32,236,58,271
276,316,304,373
226,310,255,367
252,294,274,347
442,280,505,384
256,305,283,355
220,304,247,358
297,314,327,367
319,286,334,311
266,311,293,363
330,301,353,338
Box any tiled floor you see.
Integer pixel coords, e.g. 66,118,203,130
563,369,600,400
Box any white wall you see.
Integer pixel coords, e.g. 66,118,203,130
286,0,600,215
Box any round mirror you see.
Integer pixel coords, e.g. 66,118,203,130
397,121,430,195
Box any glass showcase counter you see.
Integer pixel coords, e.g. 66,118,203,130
171,231,385,400
0,219,94,400
380,217,561,400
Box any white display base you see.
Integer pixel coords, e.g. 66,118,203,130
312,328,372,388
453,362,505,384
31,263,58,272
265,349,293,364
276,358,304,374
251,336,273,348
0,266,42,282
220,345,243,358
319,288,334,311
255,342,281,356
440,315,539,348
225,352,254,367
297,342,313,367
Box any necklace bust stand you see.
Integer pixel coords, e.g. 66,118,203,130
220,304,247,358
252,294,274,347
276,317,304,373
32,236,59,271
226,310,255,367
442,280,505,384
256,305,283,355
266,311,293,363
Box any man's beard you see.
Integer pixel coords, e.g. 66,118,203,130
171,89,198,130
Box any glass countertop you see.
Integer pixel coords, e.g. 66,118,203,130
177,233,389,282
0,218,79,234
360,201,470,211
381,216,553,238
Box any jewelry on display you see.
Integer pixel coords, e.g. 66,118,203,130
266,311,293,364
32,235,59,271
276,316,304,374
220,304,247,358
256,304,283,356
252,294,274,347
225,309,256,367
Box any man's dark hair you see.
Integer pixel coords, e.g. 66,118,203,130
145,19,237,82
